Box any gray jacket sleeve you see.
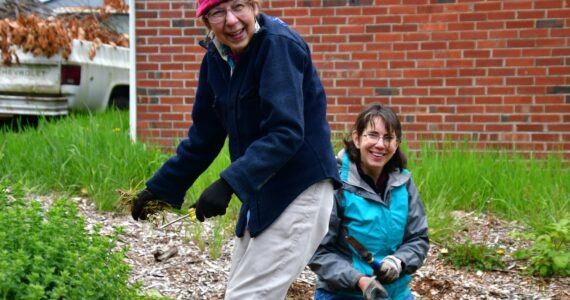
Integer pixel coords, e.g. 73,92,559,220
308,192,364,292
393,177,430,274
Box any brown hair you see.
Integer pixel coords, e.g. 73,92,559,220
343,103,407,172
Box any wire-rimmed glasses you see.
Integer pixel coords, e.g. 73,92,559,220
361,132,396,146
205,0,251,24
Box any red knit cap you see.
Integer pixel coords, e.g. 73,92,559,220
196,0,227,17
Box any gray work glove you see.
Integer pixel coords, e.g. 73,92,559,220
363,276,390,300
378,255,402,283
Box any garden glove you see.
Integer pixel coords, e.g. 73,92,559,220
192,178,233,222
378,255,402,283
131,188,158,221
363,276,390,300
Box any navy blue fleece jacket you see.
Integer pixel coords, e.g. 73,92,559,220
146,14,340,237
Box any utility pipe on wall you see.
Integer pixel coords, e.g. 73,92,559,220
128,0,136,142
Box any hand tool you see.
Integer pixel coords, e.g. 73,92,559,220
158,207,197,229
345,235,382,274
346,236,392,300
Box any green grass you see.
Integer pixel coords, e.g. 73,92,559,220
0,111,239,257
1,111,568,251
0,111,234,214
0,111,171,211
407,142,569,239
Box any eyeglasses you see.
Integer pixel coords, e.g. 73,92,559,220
361,132,396,145
206,0,251,24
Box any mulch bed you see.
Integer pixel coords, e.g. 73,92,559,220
35,195,570,299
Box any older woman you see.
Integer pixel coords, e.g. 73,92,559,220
131,0,340,299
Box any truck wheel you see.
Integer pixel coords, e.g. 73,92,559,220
110,86,129,110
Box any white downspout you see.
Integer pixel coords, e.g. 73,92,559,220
128,0,137,142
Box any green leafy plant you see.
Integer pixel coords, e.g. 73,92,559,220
513,218,570,277
0,184,142,299
440,239,505,271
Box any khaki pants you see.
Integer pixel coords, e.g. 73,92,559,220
224,180,334,300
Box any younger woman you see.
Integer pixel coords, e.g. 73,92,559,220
309,104,429,300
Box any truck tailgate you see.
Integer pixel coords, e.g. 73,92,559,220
0,51,67,116
0,51,62,94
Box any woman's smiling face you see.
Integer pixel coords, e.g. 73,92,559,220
352,117,399,181
206,0,258,55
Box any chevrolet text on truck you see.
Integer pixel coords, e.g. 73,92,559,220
0,7,129,118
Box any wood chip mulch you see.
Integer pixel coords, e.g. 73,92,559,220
36,195,570,299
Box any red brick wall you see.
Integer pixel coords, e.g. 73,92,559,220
135,0,570,159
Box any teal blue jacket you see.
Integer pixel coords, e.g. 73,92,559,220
309,150,429,300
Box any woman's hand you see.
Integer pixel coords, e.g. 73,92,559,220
131,189,158,220
359,276,389,300
357,276,374,291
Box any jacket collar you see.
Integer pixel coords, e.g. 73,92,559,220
337,149,410,200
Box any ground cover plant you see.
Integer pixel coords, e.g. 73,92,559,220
1,111,568,277
513,218,570,277
0,182,142,299
440,239,506,272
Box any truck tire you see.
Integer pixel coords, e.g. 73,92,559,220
109,86,129,110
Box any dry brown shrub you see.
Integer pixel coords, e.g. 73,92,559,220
0,0,130,65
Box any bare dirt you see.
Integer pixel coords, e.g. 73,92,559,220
47,196,570,299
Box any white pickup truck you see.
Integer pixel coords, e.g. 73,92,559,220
0,38,129,117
